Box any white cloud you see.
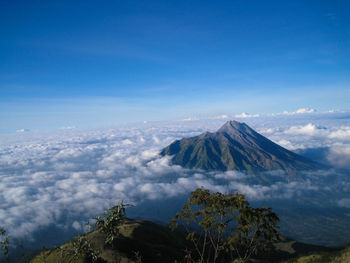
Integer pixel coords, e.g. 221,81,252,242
16,128,30,133
327,144,350,169
283,108,316,115
122,139,134,145
233,112,259,118
0,112,350,243
183,114,230,121
284,123,327,136
295,108,316,114
183,117,200,121
338,198,350,208
329,126,350,141
214,171,246,180
275,139,302,150
72,221,82,231
209,114,229,119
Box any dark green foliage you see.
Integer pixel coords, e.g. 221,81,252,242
93,201,128,246
60,235,101,263
170,188,280,263
0,227,9,261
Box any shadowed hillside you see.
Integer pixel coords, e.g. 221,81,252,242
29,219,188,263
27,219,348,263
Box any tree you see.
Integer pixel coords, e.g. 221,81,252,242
93,200,129,246
170,188,280,263
58,201,129,263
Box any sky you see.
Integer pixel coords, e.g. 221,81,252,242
1,0,350,132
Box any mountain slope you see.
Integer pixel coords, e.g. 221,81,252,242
29,218,347,263
161,120,320,175
30,219,188,263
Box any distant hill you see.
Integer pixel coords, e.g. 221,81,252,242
161,120,320,175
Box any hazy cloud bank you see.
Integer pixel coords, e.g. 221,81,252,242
0,112,350,240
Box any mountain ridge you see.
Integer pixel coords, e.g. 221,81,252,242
29,217,349,263
161,120,320,176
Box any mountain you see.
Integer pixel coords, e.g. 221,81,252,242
161,120,320,175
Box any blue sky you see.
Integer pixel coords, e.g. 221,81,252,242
1,0,349,132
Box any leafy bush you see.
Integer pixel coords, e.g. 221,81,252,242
60,235,100,263
93,201,129,246
170,188,280,263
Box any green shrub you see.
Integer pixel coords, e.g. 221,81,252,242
93,201,129,246
171,188,280,263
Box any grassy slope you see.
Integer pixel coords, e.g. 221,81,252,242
30,219,188,263
29,218,349,263
281,245,350,263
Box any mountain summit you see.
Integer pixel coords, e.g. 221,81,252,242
161,120,319,175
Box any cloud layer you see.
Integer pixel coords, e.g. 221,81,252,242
0,112,350,243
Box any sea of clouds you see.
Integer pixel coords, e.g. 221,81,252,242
1,111,350,245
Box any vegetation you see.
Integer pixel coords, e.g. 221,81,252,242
170,188,280,263
0,227,9,260
59,235,101,263
93,201,129,246
29,219,188,263
30,202,131,263
281,245,350,263
0,227,9,262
